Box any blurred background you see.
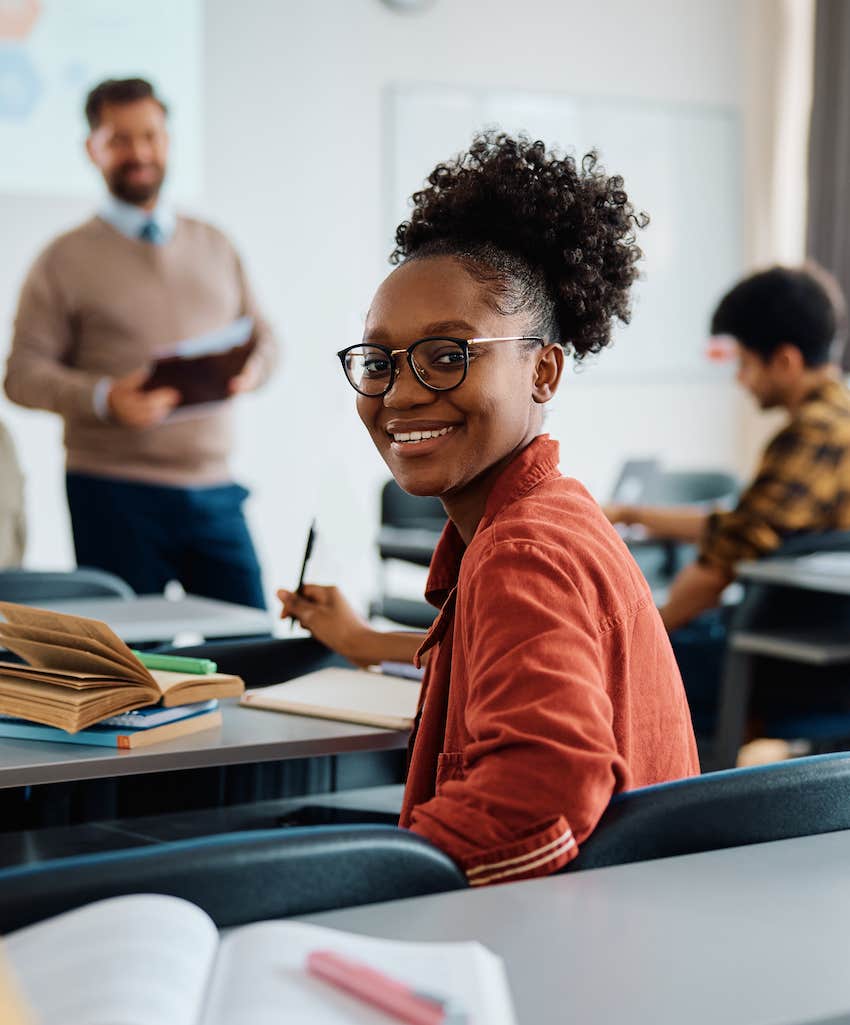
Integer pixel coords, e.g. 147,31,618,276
0,0,824,613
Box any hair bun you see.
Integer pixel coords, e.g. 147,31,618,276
392,132,647,359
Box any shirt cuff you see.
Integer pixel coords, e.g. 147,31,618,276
92,377,113,422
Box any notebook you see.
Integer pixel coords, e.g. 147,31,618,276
240,667,422,730
0,603,243,732
3,893,517,1025
143,316,255,408
0,706,222,748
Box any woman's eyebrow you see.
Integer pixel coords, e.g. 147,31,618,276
363,320,480,344
420,320,478,336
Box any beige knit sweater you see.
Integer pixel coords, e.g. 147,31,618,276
5,215,277,486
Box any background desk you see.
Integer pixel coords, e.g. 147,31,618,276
305,829,850,1025
709,556,850,768
22,594,274,645
737,556,850,595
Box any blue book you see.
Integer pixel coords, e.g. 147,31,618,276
0,705,222,748
99,699,218,728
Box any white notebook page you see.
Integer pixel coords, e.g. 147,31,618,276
4,894,218,1025
201,920,516,1025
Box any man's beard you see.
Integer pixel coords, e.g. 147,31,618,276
108,162,165,205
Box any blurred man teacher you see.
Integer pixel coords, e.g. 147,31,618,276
5,78,276,608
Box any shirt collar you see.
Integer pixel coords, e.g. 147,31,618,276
802,374,848,406
423,434,562,607
98,194,176,243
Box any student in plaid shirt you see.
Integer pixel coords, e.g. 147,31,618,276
606,265,850,726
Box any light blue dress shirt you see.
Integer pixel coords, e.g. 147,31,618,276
92,195,177,419
98,194,177,244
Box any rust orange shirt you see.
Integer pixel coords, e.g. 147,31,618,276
400,435,699,885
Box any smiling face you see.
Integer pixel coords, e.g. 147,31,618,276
357,255,563,523
86,98,168,208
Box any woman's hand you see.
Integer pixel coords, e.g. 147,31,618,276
277,584,373,665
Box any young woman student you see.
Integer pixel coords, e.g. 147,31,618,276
280,133,699,885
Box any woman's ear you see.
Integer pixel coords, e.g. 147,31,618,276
531,343,565,404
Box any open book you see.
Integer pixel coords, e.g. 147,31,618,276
241,667,422,730
0,603,243,732
2,894,516,1025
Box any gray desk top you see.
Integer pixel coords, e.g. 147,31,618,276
304,830,850,1025
738,556,850,595
0,700,408,789
30,594,274,644
731,628,850,664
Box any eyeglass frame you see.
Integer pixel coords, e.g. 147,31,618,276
336,335,546,397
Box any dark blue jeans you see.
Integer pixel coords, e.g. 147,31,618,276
669,608,730,736
66,473,266,609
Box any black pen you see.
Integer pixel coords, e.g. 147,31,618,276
291,519,317,632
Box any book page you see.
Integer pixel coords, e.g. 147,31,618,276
0,622,146,680
201,920,516,1025
3,895,218,1025
0,634,151,684
0,603,152,681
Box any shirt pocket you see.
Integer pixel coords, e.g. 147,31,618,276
435,751,466,794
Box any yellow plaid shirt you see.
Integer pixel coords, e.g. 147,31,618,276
699,377,850,577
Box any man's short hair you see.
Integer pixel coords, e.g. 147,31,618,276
84,78,168,131
711,264,847,367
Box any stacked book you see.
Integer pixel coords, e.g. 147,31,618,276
0,602,244,748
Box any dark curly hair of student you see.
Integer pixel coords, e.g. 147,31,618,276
391,132,648,360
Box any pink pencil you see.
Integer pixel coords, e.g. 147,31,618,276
306,949,468,1025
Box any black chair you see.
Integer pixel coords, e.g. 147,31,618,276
373,479,446,629
0,824,467,933
568,751,850,871
153,635,350,688
0,567,134,602
710,529,850,768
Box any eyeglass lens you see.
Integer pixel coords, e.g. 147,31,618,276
343,338,467,395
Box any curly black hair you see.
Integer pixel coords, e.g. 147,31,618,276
391,132,648,360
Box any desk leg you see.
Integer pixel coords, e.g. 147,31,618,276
710,648,754,770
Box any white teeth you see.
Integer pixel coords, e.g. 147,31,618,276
390,426,455,443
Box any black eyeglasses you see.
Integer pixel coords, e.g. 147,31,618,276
337,335,545,397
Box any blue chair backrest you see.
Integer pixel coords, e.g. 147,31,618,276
0,824,467,933
567,752,850,871
0,568,134,603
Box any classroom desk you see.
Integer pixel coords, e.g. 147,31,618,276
0,699,409,789
737,554,850,595
303,829,850,1025
709,555,850,769
27,593,274,644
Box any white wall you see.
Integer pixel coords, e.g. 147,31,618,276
0,0,779,612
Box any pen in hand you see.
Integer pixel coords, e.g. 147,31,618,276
290,519,316,633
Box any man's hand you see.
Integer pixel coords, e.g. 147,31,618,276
108,368,180,428
277,584,373,665
228,358,261,396
603,503,634,525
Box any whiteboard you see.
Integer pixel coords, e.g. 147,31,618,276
384,85,743,381
0,0,203,200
